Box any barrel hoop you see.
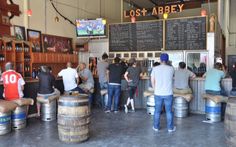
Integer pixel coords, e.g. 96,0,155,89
0,116,11,124
205,106,221,113
58,114,91,119
58,101,89,107
11,112,26,120
60,95,88,100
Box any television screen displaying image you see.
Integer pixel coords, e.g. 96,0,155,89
76,18,106,38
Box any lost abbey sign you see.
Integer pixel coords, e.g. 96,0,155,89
124,4,184,18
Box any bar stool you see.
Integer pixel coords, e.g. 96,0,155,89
202,93,228,123
0,100,17,135
144,90,154,115
37,89,60,121
11,98,34,130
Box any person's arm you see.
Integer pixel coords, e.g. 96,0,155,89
202,72,207,78
57,70,63,78
19,78,25,91
124,71,129,82
151,70,155,89
189,70,196,79
106,69,109,83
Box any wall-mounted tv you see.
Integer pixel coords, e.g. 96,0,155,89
76,18,106,38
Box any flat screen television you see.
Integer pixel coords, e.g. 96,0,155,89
76,18,106,38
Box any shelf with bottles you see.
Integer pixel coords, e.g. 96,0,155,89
16,63,24,76
5,41,13,52
0,54,5,62
24,64,31,77
23,41,31,53
24,55,31,63
14,41,24,52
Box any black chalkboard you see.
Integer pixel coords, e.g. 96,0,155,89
165,17,206,50
109,21,163,52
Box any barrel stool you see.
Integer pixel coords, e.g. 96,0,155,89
0,100,17,135
11,98,34,130
173,97,189,118
144,90,154,115
58,94,90,143
173,90,193,118
146,95,155,115
37,89,60,121
225,97,236,146
202,94,228,123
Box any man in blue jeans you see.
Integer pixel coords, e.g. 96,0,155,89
151,53,176,133
104,57,123,113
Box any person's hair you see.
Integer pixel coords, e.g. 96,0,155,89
5,62,14,71
81,62,86,67
214,62,222,70
40,66,49,73
129,58,136,66
67,62,72,68
114,57,120,63
102,53,108,60
179,62,186,69
48,66,52,72
153,62,160,67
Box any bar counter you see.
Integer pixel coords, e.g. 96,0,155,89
0,77,232,115
132,77,232,114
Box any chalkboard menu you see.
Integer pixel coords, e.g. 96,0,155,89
109,21,163,52
165,17,206,50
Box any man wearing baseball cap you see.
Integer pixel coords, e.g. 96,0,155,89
151,53,176,133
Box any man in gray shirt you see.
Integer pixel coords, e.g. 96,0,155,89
174,62,196,93
97,53,109,89
78,62,94,92
151,53,176,133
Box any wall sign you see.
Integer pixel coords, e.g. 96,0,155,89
124,4,184,18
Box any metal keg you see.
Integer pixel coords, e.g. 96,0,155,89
41,100,57,121
147,95,155,115
174,97,189,118
0,112,11,135
12,106,27,130
205,99,221,122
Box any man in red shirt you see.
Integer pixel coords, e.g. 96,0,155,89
1,62,25,101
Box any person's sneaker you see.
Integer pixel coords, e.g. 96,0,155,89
152,126,159,132
130,109,135,113
104,109,111,113
168,126,176,133
114,110,119,114
124,105,128,113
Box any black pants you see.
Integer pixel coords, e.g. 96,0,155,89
128,86,137,99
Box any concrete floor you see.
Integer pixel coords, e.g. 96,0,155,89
0,109,227,147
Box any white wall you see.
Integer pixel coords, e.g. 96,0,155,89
10,0,121,45
79,38,109,65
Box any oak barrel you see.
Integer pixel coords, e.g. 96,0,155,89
58,94,90,143
0,112,11,135
225,97,236,146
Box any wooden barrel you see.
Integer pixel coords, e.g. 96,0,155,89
205,99,221,122
0,112,11,135
174,97,188,118
12,106,27,130
41,100,57,121
58,94,90,143
225,97,236,146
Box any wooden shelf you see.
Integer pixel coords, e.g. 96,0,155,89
0,38,78,77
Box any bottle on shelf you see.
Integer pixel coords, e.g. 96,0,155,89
32,68,36,79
